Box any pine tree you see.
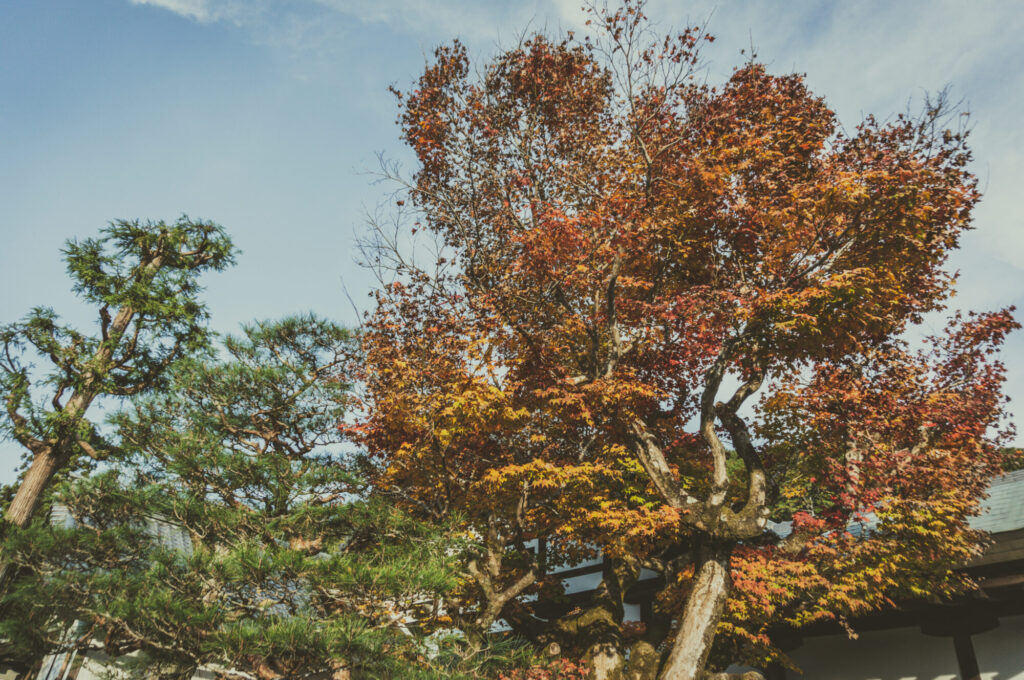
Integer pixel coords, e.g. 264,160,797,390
0,217,237,593
0,317,493,679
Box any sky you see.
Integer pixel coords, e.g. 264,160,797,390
1,0,1022,483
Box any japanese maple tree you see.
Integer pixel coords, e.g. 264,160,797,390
356,3,1017,679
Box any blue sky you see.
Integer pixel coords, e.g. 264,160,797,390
2,0,1023,482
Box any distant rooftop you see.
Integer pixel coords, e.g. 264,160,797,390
971,468,1024,534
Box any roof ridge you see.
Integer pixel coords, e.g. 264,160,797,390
988,468,1024,487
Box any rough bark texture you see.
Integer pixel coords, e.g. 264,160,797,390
556,560,633,680
584,558,654,680
4,446,66,529
589,643,626,680
0,446,71,591
4,303,132,531
624,638,662,680
463,515,538,648
503,558,641,680
658,549,733,680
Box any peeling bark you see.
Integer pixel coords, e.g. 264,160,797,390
658,548,733,680
4,446,66,529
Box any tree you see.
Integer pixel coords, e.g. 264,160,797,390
356,3,1018,678
1,316,490,679
0,218,235,590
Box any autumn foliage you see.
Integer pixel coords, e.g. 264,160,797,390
353,3,1017,679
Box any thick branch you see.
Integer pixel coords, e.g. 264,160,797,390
5,389,44,453
76,438,104,461
466,554,537,633
700,349,733,508
630,419,699,510
717,408,769,536
717,371,770,534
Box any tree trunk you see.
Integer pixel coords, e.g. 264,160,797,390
573,598,626,680
625,638,661,680
523,558,638,680
4,368,101,532
1,302,136,598
624,607,672,680
0,445,67,592
658,547,733,680
589,642,626,680
5,446,65,529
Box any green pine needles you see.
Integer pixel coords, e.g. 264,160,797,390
2,316,535,679
1,217,237,534
0,223,563,680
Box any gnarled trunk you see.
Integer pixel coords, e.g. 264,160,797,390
624,638,661,680
0,446,68,591
658,547,732,680
571,559,633,680
518,558,639,680
624,602,672,680
5,445,65,529
588,639,626,680
462,514,538,650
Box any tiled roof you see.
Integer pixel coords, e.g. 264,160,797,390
970,468,1024,534
50,503,193,556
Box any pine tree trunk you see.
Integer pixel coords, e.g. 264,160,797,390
4,376,99,532
0,445,66,592
5,446,64,528
657,547,732,680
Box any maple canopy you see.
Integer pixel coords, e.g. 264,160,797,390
355,3,1017,679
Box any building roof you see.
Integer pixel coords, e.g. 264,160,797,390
971,468,1024,534
50,503,193,556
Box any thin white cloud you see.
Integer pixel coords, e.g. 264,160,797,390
310,0,584,47
129,0,214,22
127,0,589,50
128,0,265,26
123,0,1024,284
125,0,1024,271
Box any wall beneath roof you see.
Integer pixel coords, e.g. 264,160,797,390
974,614,1024,680
787,615,1024,680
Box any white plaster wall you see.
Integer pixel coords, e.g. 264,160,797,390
75,652,124,680
563,571,603,595
974,614,1024,680
788,625,959,680
789,617,1024,680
